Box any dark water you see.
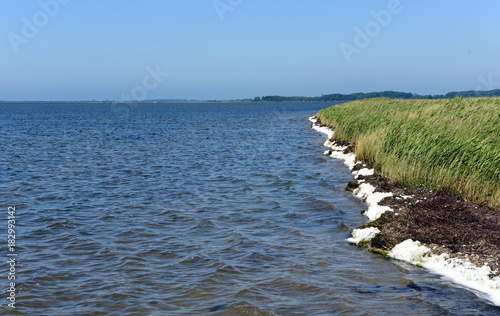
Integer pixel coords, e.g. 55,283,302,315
1,102,499,315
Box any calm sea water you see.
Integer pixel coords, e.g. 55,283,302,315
1,102,499,315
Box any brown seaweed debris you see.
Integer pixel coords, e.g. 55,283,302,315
355,175,500,275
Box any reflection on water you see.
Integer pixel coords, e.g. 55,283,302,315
0,102,498,315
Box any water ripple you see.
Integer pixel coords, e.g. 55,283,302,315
1,103,498,315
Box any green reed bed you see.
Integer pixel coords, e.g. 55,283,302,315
317,97,500,210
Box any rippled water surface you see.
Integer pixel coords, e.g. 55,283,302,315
1,102,499,315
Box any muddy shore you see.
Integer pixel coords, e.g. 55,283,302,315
312,118,500,275
352,174,500,275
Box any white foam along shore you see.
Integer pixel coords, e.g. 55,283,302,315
309,116,500,306
309,116,392,225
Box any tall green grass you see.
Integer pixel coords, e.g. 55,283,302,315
317,98,500,210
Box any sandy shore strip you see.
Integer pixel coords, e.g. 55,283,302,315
309,116,500,306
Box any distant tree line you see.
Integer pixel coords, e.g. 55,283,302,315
3,89,500,104
253,89,500,102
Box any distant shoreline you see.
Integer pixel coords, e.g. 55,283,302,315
3,88,500,104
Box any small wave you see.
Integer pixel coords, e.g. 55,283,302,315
389,239,500,306
193,219,217,229
210,301,276,315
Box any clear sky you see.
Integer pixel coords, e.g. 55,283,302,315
1,0,500,101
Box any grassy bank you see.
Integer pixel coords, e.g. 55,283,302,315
316,97,500,210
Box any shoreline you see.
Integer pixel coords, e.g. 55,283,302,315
309,116,500,306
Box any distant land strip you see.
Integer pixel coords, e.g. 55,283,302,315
253,89,500,102
3,89,500,103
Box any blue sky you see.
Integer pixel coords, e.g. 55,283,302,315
1,0,500,101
